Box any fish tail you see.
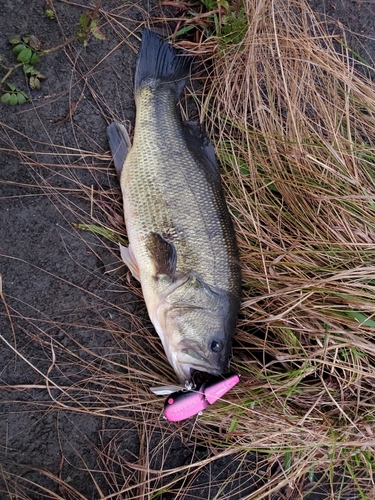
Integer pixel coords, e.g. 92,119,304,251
135,29,192,95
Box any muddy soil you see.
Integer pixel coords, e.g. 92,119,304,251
0,1,374,499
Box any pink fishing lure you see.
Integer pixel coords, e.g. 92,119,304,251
164,373,240,422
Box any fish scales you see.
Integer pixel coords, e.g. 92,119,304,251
126,85,237,289
107,29,241,383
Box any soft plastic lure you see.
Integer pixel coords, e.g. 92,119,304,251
163,373,240,422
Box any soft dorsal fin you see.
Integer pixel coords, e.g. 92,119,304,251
107,122,131,178
146,232,177,279
181,121,221,182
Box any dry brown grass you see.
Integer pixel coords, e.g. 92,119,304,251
196,0,375,497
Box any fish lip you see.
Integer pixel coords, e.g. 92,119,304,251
176,357,223,384
179,347,219,371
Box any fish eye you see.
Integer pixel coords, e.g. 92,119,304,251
210,340,223,353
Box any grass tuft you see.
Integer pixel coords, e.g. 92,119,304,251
192,0,375,496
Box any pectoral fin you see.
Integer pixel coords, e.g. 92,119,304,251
119,243,140,281
146,232,177,280
107,122,132,178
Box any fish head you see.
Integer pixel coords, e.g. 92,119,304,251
156,293,238,383
150,275,239,383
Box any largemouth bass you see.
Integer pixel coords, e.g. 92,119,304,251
107,29,241,383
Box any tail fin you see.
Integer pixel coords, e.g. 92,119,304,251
135,29,192,95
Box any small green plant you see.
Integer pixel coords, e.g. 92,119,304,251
11,35,40,64
0,35,47,105
1,5,105,105
0,83,28,105
45,9,55,20
221,6,247,44
10,35,45,89
76,12,105,46
164,0,247,45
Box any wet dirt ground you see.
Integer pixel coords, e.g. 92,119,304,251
1,1,374,499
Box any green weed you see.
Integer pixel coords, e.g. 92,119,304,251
167,0,247,45
45,9,55,20
0,35,45,104
72,223,128,246
0,83,28,105
76,12,106,46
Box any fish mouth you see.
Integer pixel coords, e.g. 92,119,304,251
177,361,221,384
174,345,225,383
